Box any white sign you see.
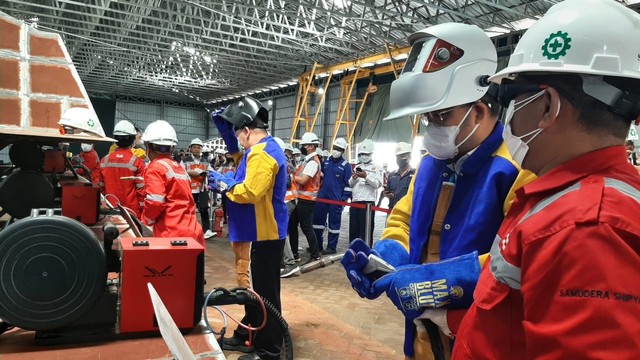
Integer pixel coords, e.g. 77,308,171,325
628,126,638,141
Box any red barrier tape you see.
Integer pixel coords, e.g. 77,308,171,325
314,197,391,214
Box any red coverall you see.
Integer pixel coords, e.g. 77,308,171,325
142,155,205,247
96,147,146,218
78,149,99,180
452,146,640,359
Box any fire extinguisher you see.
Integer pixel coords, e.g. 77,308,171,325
213,207,225,237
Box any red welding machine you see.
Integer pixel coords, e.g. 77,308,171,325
120,237,204,333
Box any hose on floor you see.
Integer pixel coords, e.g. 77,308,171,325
202,287,294,360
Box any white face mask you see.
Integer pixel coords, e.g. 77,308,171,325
502,90,556,167
423,105,477,160
332,150,343,159
294,155,301,162
81,143,93,152
359,154,371,163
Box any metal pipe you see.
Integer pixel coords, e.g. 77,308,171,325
364,202,373,247
299,254,343,274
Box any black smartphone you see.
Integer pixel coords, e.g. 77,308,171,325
355,167,362,173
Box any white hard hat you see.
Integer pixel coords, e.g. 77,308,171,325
142,120,178,146
358,139,375,154
190,138,204,147
113,120,137,136
273,137,286,151
385,23,497,121
491,0,640,84
284,143,295,152
395,142,412,155
333,137,348,150
215,148,226,155
58,107,106,137
299,132,320,146
292,148,301,155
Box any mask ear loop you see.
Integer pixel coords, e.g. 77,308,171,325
455,105,479,149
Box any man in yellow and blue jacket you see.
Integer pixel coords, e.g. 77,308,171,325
341,23,534,360
209,97,288,360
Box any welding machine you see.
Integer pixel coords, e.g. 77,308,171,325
0,214,205,343
120,237,204,333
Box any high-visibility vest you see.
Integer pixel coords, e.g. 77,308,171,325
183,155,208,192
295,155,321,201
285,160,297,202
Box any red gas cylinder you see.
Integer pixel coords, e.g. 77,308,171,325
213,207,224,237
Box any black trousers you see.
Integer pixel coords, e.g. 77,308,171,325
349,201,375,242
192,193,210,231
289,199,319,258
236,240,285,360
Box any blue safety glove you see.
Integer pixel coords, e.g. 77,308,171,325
208,170,238,192
372,251,482,320
372,239,410,268
211,108,239,154
341,239,386,300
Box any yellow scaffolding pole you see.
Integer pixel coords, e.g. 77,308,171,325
289,45,411,146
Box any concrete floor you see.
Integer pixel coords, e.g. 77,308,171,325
0,209,406,359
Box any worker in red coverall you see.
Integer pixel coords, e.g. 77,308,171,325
95,120,146,218
141,120,205,247
77,143,99,180
437,1,640,358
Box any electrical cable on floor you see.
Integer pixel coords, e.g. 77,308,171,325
202,287,268,349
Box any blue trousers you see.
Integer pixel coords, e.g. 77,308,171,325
312,201,343,251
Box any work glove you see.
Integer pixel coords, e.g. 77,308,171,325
341,239,386,300
372,251,481,320
208,170,238,192
211,108,239,154
372,239,410,268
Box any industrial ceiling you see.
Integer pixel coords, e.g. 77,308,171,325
1,0,638,105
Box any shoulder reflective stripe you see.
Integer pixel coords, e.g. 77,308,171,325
517,182,581,225
156,159,191,181
604,178,640,203
344,187,352,192
102,162,137,171
342,160,347,166
135,183,144,188
146,194,166,203
489,234,521,290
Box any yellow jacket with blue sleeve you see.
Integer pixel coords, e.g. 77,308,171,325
225,136,288,242
376,122,535,357
379,122,534,264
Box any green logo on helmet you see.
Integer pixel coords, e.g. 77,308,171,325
87,119,95,128
542,31,572,60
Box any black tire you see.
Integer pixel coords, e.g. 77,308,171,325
0,216,107,330
0,171,54,218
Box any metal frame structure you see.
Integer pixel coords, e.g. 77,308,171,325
1,0,568,105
